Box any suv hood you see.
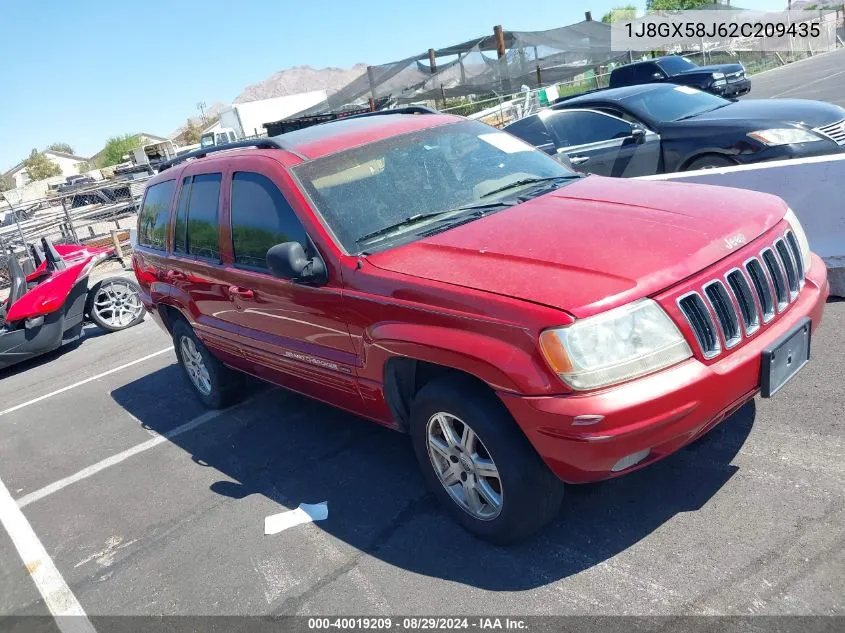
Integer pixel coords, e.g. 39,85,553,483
366,176,786,318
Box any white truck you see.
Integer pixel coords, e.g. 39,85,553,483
217,91,328,138
199,128,238,148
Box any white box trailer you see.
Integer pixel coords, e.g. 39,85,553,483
218,91,328,138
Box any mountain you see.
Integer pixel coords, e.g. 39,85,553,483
234,64,368,103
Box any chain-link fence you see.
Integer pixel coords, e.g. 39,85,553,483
0,174,150,289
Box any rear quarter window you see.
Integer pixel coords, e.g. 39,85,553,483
137,180,176,250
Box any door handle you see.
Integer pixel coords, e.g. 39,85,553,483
228,286,255,300
569,156,590,165
166,270,186,281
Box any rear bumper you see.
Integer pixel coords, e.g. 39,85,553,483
500,257,829,484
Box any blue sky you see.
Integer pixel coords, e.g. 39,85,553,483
0,0,780,171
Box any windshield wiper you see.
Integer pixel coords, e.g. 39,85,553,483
356,211,453,244
478,175,580,199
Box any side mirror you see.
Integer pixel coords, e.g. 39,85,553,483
266,242,327,284
630,125,646,141
651,72,663,80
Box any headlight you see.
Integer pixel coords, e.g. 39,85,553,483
784,207,812,273
747,128,825,146
539,299,692,391
712,72,726,79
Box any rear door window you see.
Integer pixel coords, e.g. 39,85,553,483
505,115,553,148
230,171,309,270
137,180,176,250
184,173,222,260
545,111,633,147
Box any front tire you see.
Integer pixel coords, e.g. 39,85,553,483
410,376,564,544
87,277,145,332
684,155,736,171
172,320,244,409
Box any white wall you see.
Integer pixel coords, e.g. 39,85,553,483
222,91,328,137
8,153,86,188
639,153,845,297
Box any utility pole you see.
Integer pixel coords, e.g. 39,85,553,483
196,101,207,124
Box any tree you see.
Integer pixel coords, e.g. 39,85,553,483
647,0,712,9
23,149,62,181
46,142,75,154
76,161,91,174
182,119,202,145
0,174,14,192
602,4,637,23
97,134,143,168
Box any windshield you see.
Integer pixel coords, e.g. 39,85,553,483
656,56,698,74
200,134,215,148
621,85,729,123
292,120,576,254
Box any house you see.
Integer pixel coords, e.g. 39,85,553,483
2,150,91,188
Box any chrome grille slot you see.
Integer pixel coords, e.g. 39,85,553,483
678,292,720,358
785,230,804,282
704,281,741,348
726,269,759,335
746,258,775,322
762,248,788,311
774,238,799,299
814,119,845,145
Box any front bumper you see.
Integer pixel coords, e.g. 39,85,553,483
712,78,751,97
500,254,829,484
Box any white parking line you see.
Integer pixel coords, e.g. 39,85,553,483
17,408,225,509
0,475,96,633
0,348,171,419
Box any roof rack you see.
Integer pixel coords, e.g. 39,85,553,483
157,137,306,172
339,105,439,121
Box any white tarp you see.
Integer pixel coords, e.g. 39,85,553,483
639,153,845,297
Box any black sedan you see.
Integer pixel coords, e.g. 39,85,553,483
504,83,845,178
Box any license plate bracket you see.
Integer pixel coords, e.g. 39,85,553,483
761,317,811,398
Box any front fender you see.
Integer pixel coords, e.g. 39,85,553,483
362,323,558,395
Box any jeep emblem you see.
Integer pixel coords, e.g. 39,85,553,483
724,234,746,250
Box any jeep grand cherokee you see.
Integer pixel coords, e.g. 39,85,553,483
132,109,828,543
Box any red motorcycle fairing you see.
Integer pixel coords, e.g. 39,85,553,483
6,260,90,322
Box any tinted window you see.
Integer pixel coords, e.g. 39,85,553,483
621,85,729,123
656,56,698,75
505,116,552,148
635,62,662,82
137,180,176,250
173,177,191,253
545,111,632,147
185,173,221,260
610,65,635,86
230,172,308,269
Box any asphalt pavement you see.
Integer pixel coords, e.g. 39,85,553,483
742,48,845,107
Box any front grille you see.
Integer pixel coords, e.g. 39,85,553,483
704,281,741,348
727,71,745,83
678,293,720,358
726,269,760,335
814,119,845,145
676,231,805,358
762,248,788,310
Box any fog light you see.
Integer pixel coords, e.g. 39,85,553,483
611,449,651,472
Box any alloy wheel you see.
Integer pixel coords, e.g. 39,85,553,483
426,412,503,520
92,279,143,328
180,336,212,396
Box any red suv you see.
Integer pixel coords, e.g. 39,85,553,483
133,108,829,543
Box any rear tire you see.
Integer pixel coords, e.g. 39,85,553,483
87,276,145,332
410,376,564,545
684,155,736,171
172,320,244,409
